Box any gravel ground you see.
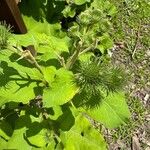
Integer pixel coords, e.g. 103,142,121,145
102,1,150,149
104,39,150,150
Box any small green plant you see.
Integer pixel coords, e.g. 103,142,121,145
0,21,12,49
0,0,130,149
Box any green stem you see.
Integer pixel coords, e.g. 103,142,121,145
8,45,44,75
7,45,22,53
66,48,80,70
79,46,92,55
32,58,43,75
70,101,76,109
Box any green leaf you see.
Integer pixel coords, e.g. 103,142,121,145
0,120,13,140
79,52,94,62
19,0,46,23
97,33,113,52
27,128,48,147
10,33,38,49
20,0,66,23
62,6,76,18
10,14,70,62
43,68,79,107
45,139,56,150
25,114,56,148
36,32,69,54
0,137,7,149
0,98,7,107
6,115,32,150
48,106,63,120
0,50,43,104
86,92,131,128
60,114,107,150
12,31,70,62
5,114,54,149
74,0,90,5
55,105,75,131
42,66,57,84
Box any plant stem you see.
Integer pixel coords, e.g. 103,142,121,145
54,52,66,68
79,46,92,55
7,45,22,53
8,45,44,75
66,48,80,70
22,50,44,75
32,58,43,75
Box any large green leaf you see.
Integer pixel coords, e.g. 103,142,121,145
86,92,131,128
43,68,79,107
12,31,70,57
10,6,70,62
55,105,75,131
26,122,48,147
0,50,43,105
0,137,7,149
6,115,32,150
11,20,70,62
19,0,66,23
3,114,55,149
36,34,70,61
0,98,7,107
97,33,113,52
42,66,57,84
25,114,57,148
59,114,107,150
62,5,76,18
11,34,69,65
74,0,90,5
0,120,13,140
48,106,63,120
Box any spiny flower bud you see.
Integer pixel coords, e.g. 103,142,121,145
0,22,12,49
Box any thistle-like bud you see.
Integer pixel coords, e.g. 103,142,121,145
0,22,12,49
74,59,127,108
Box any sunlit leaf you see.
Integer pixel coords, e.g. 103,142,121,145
86,92,131,128
0,50,43,104
60,114,107,150
43,68,79,107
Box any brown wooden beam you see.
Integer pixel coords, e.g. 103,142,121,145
0,0,27,34
15,0,21,4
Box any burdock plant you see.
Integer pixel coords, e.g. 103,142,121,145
0,1,131,149
65,5,126,108
0,21,12,49
74,56,127,108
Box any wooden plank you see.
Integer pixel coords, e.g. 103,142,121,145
0,0,27,33
15,0,21,4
